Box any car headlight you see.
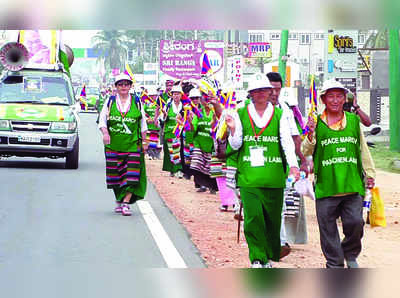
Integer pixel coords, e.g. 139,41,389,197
49,121,77,132
0,120,10,130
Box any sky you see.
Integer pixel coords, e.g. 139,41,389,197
62,30,99,48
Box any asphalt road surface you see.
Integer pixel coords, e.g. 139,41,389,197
0,112,205,297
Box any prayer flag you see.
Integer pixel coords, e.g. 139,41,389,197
80,85,86,97
124,63,136,83
201,51,212,75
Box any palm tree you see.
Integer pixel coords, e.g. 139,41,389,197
91,30,129,73
363,29,389,50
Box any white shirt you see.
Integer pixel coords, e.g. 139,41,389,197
98,94,148,133
171,101,182,115
228,102,299,168
280,101,300,137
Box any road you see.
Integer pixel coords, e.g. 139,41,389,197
0,113,205,297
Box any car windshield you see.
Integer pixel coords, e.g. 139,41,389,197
0,75,72,105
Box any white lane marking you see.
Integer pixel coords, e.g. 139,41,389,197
137,200,187,268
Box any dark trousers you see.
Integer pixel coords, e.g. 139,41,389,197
316,194,364,268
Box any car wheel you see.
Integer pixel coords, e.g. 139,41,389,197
65,136,79,169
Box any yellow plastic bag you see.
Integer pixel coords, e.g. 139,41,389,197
369,187,387,228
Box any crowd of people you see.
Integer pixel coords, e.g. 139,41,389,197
96,71,376,269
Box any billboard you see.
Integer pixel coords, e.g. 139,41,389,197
325,30,358,93
248,42,272,58
159,40,224,80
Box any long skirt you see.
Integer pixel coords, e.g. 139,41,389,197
162,138,182,174
105,149,147,204
181,135,194,178
146,129,161,150
190,148,217,190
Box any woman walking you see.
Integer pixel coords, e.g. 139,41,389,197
161,85,184,178
144,87,162,160
189,91,220,194
98,74,148,216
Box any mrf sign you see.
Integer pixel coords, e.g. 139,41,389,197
248,42,272,58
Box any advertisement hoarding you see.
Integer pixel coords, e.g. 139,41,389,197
159,40,224,80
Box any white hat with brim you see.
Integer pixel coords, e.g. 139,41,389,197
319,79,348,98
170,85,183,93
114,74,133,86
248,73,274,92
188,88,201,98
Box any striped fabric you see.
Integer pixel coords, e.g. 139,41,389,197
284,187,301,218
167,138,181,165
190,148,212,175
210,155,226,178
105,150,141,188
225,166,237,190
146,130,161,149
183,143,194,165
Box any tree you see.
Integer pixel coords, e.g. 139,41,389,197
363,29,389,50
91,30,129,73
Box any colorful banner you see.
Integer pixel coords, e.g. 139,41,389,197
18,30,58,64
159,40,224,80
248,42,272,58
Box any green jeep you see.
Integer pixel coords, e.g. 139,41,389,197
0,68,80,169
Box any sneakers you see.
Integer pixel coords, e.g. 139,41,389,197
251,260,264,268
121,203,132,216
219,205,228,212
196,186,207,193
176,171,184,179
263,261,273,268
209,189,217,195
169,172,175,177
114,202,123,213
280,243,291,259
346,260,359,268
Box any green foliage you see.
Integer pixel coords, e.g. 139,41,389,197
369,142,400,173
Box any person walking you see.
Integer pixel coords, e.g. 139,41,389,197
189,90,220,194
266,72,309,259
226,74,299,268
302,79,376,268
144,87,162,160
161,85,184,178
98,74,148,216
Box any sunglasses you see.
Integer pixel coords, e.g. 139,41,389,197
117,82,131,87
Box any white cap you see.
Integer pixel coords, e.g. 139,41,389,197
319,79,348,97
188,88,201,98
279,87,298,106
170,85,183,93
247,73,273,92
114,74,133,85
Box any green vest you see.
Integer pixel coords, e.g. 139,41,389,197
106,96,142,152
144,103,159,131
193,106,214,153
237,105,286,188
164,102,179,139
313,112,365,199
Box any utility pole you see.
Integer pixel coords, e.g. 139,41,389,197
223,30,229,82
278,30,289,86
389,29,400,151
